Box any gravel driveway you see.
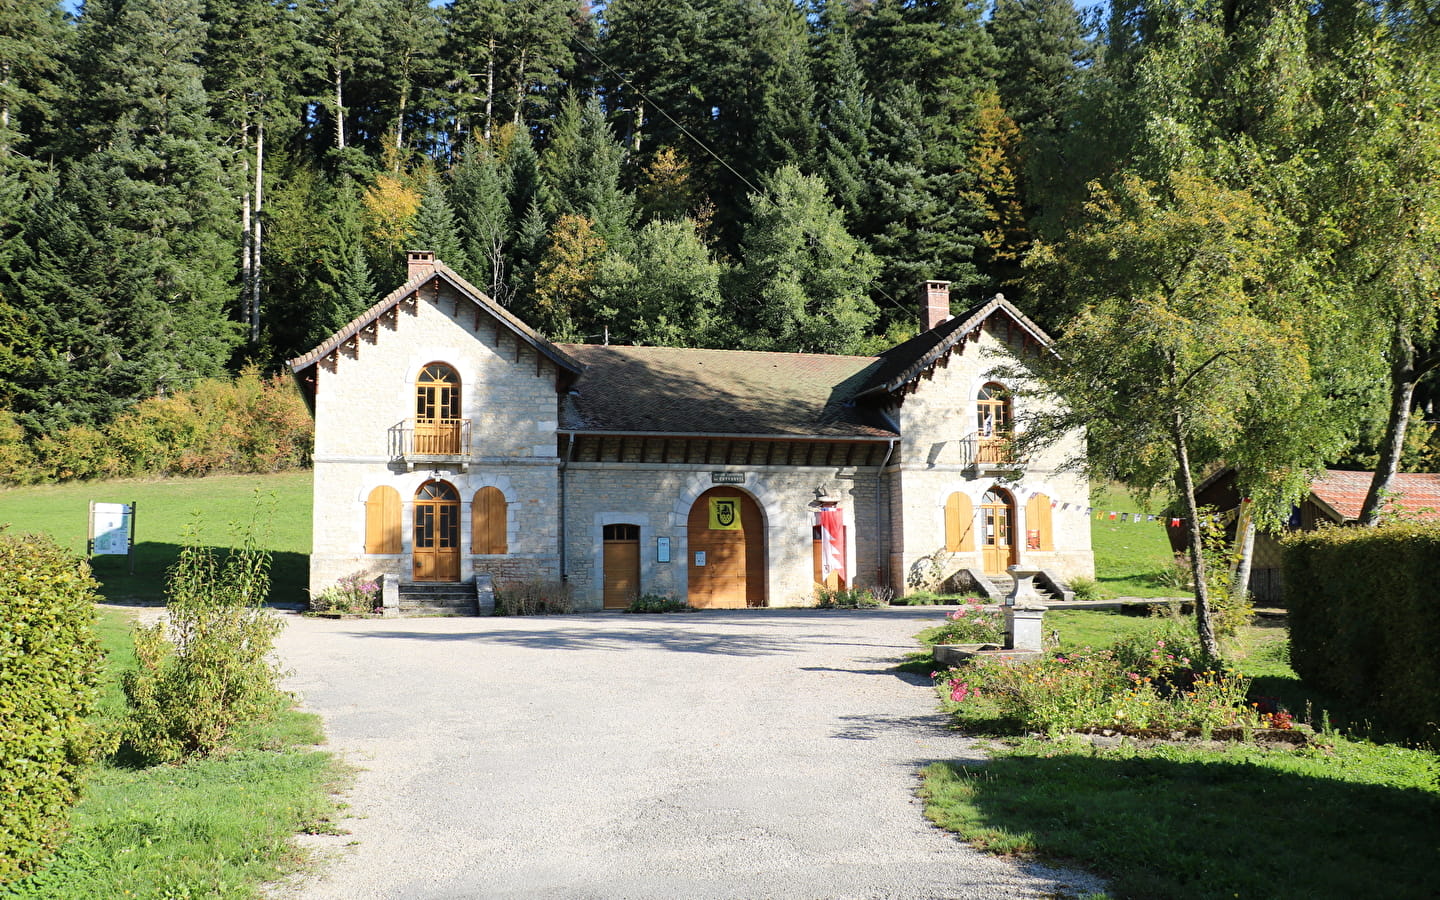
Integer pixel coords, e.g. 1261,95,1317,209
268,608,1103,899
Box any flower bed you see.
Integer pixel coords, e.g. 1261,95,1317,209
935,629,1299,739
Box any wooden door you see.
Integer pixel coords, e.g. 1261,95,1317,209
975,382,1012,463
688,488,766,608
415,363,462,454
413,481,461,582
602,524,641,609
980,487,1016,575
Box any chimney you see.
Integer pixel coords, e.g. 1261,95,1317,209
920,280,951,332
407,249,437,280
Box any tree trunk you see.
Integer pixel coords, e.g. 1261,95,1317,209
1361,330,1417,524
483,37,495,140
1,62,10,157
394,52,412,168
512,48,527,126
240,124,252,335
333,65,346,150
632,99,645,153
1173,413,1222,661
251,119,265,344
1232,513,1256,604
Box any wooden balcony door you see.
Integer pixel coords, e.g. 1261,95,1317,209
980,487,1016,575
415,363,462,454
413,480,461,582
976,382,1012,463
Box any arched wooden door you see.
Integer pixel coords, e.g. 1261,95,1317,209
688,488,766,609
413,480,461,582
980,487,1017,575
602,524,641,609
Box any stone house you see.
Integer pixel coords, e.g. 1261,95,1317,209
289,251,1094,612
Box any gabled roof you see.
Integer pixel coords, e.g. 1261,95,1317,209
854,294,1055,400
556,343,895,439
1309,470,1440,523
287,261,583,377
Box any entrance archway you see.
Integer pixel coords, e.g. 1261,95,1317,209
980,487,1017,575
413,480,461,582
687,488,766,608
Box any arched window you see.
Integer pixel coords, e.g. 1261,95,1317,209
415,363,462,454
472,486,508,554
976,382,1012,463
944,492,975,552
365,485,401,554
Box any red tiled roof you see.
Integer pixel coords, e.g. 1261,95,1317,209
1310,470,1440,522
556,343,896,438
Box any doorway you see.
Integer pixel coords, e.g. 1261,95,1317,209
980,487,1017,575
602,524,641,609
687,488,766,608
413,480,461,582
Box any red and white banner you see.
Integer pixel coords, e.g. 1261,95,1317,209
817,508,845,581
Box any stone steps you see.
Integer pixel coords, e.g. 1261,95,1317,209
398,583,476,616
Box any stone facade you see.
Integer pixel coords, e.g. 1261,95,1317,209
293,256,1092,613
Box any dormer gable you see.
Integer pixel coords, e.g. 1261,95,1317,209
288,254,583,410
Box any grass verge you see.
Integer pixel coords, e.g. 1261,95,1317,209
1,606,345,899
919,608,1440,900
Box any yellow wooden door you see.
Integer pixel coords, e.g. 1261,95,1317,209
413,481,460,582
603,524,641,609
415,364,462,454
980,488,1016,575
688,488,766,608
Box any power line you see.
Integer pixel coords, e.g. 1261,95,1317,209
569,33,914,320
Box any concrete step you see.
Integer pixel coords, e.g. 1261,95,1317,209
398,582,476,615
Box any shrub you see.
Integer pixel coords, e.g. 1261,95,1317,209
0,532,104,883
494,580,573,615
122,518,284,763
925,602,1005,645
625,593,691,613
814,586,885,608
1067,576,1099,602
1283,522,1440,743
895,590,948,606
309,573,380,614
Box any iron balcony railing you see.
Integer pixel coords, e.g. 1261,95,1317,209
391,418,472,459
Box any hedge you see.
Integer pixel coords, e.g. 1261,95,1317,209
1281,523,1440,742
0,533,104,882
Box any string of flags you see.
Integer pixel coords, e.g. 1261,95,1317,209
1017,490,1250,529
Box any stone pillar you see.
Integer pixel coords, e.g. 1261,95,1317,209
380,573,400,618
1004,565,1047,652
475,572,496,616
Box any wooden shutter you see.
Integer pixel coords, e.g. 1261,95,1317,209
945,493,975,552
1026,494,1054,551
472,487,507,554
365,486,401,554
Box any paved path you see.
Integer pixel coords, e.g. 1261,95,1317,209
268,609,1103,900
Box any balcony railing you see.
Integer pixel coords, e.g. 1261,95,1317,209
960,433,1021,470
391,418,472,466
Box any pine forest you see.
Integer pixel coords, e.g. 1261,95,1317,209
2,0,1440,509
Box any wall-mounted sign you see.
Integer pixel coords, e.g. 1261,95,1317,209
657,536,671,563
710,472,745,484
694,551,706,567
708,497,742,530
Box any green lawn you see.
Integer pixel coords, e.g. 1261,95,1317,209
1088,484,1182,599
0,471,313,606
920,608,1440,900
4,607,345,900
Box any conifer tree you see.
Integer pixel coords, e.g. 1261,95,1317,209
449,139,513,297
540,94,634,249
0,0,69,166
411,171,470,273
738,165,879,354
